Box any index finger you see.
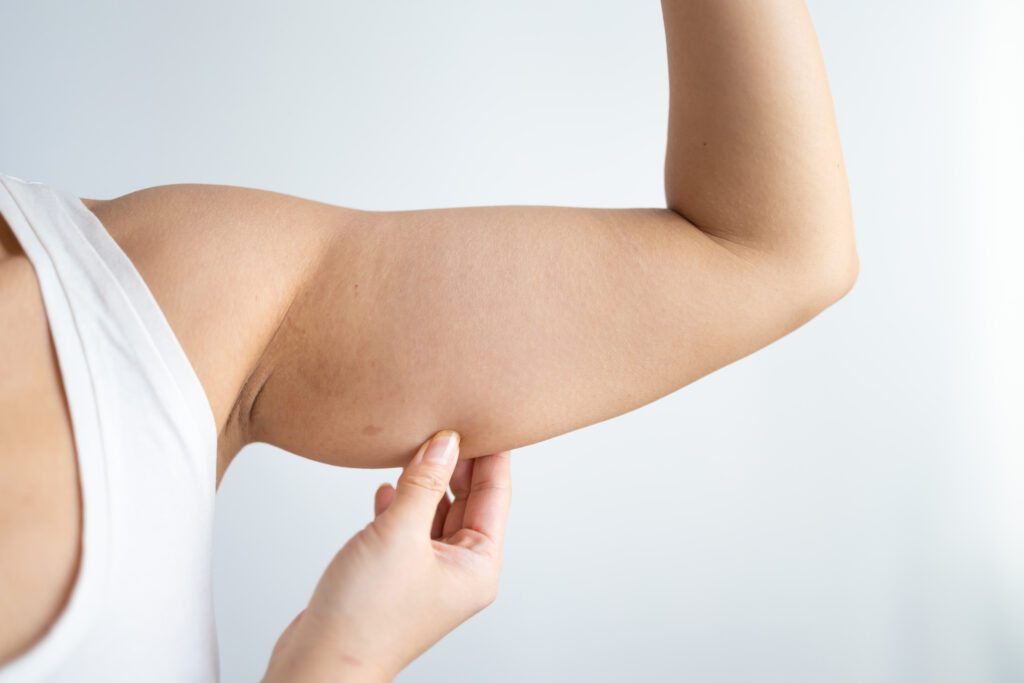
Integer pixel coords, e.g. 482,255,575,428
460,451,512,545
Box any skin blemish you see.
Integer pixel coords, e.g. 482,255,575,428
362,423,382,436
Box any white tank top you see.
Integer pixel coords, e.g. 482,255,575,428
0,175,220,682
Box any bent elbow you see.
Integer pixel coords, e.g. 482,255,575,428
817,242,860,307
782,228,860,321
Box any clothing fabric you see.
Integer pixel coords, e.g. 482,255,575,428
0,175,219,682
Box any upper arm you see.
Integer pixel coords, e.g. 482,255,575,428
86,184,852,469
83,2,858,471
243,203,854,468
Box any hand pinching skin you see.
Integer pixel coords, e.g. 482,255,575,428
264,431,512,683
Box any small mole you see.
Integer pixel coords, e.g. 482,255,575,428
354,283,360,296
702,141,708,147
362,423,382,436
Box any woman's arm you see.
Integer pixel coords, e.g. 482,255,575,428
264,431,511,682
661,0,854,261
90,0,855,471
238,0,855,467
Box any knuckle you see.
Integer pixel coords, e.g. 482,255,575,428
401,468,448,494
361,520,389,546
470,479,510,494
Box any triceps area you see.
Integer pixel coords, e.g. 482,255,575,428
243,205,780,469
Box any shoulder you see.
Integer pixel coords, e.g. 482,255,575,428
84,184,363,456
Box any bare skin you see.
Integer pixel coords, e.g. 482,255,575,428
263,432,513,682
0,218,81,666
0,0,857,670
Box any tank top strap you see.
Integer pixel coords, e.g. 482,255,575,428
0,174,219,681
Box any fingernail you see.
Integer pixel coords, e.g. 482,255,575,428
424,430,460,464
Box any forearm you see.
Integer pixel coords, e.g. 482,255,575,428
661,0,854,269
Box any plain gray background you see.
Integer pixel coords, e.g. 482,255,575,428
2,1,1022,681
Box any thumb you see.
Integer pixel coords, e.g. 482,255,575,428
383,430,460,535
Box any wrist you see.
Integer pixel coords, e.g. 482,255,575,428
265,646,394,683
264,621,397,683
265,653,390,683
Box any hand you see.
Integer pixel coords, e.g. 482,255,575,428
263,430,512,682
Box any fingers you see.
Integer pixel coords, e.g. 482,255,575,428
431,494,452,540
461,451,512,545
378,466,451,536
441,457,475,539
383,430,461,536
374,483,395,519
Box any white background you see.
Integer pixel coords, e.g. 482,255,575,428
2,1,1021,681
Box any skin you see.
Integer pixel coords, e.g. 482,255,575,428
263,431,512,682
0,0,857,673
0,223,81,666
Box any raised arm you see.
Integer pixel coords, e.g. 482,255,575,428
89,1,856,473
661,0,854,268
